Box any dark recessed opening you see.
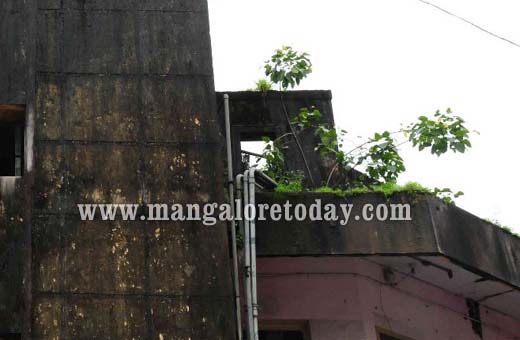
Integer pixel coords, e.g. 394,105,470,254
380,334,401,340
0,334,21,340
259,330,304,340
377,328,414,340
0,105,25,177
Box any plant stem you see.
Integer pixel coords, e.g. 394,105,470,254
279,91,316,187
326,162,340,187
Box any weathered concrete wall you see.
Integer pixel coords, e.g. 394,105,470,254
255,192,520,290
216,90,370,187
216,91,336,186
256,192,438,256
1,0,235,338
0,1,29,334
430,199,520,291
0,178,24,334
257,257,520,340
0,1,26,104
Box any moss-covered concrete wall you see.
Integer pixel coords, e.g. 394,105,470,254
0,178,24,334
0,0,28,334
0,1,26,104
1,0,235,338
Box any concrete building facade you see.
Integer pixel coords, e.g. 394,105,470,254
1,0,234,338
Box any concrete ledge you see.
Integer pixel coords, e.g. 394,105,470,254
255,192,520,289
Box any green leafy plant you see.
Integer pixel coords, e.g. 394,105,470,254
253,79,274,92
274,175,305,193
259,136,286,180
263,47,316,185
265,46,312,90
256,46,474,205
260,105,471,203
359,132,405,183
406,108,472,155
291,107,323,130
256,136,304,189
431,188,464,205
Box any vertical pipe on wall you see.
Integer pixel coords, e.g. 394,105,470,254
248,169,259,340
235,174,245,338
241,169,276,340
237,169,275,340
224,94,243,340
243,170,255,340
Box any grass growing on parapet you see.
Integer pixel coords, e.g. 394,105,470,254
275,181,462,204
276,181,430,195
249,79,274,92
314,182,463,204
313,182,431,197
275,181,519,237
485,218,520,238
274,179,305,193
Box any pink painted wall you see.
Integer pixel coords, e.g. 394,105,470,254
255,257,520,340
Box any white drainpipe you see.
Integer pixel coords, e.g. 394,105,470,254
238,168,276,340
242,170,255,340
223,94,242,340
248,169,260,339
